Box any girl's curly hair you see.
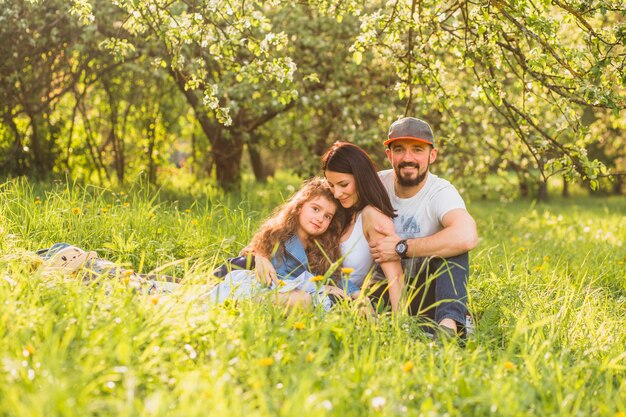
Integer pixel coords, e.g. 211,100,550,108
250,177,345,274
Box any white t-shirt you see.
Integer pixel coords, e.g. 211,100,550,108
379,170,466,239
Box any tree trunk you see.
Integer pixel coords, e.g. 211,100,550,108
103,81,124,183
212,130,244,191
613,176,623,195
562,177,569,198
169,68,243,190
537,180,549,201
519,179,529,198
3,111,26,175
26,112,53,178
248,142,273,182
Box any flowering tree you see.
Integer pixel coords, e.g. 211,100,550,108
339,0,626,197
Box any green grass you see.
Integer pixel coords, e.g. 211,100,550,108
1,177,625,416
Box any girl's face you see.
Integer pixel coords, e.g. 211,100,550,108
325,171,358,209
296,195,337,241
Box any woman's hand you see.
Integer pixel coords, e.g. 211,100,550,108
349,291,375,317
324,285,349,300
254,254,278,286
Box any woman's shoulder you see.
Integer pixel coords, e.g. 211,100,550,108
361,205,393,222
361,205,395,237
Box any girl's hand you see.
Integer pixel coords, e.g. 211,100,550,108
254,254,278,286
239,244,254,257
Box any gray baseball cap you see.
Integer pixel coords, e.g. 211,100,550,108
384,117,434,146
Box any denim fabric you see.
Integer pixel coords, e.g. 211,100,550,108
402,252,469,328
36,242,72,259
213,235,309,280
212,255,256,278
206,269,333,311
371,253,469,328
273,235,308,280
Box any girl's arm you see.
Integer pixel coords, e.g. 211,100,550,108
237,243,279,286
362,206,404,313
254,253,278,286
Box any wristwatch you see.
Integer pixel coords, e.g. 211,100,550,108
394,239,408,259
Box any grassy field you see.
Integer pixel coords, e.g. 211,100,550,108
1,177,625,416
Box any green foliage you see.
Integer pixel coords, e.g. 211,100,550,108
1,0,625,194
1,178,625,415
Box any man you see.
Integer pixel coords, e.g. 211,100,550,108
369,117,478,337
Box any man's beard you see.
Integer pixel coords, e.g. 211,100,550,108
395,161,428,187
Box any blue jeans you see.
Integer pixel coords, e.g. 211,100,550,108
403,253,469,329
372,253,469,331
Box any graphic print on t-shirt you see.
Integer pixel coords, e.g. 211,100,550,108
397,214,420,239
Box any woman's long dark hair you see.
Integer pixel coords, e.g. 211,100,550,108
321,141,396,219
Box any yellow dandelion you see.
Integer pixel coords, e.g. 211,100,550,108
310,275,324,282
518,247,527,252
34,199,42,205
123,202,130,208
100,207,109,214
341,267,355,275
276,280,286,287
23,344,35,357
190,219,198,226
185,209,191,214
614,412,626,417
71,207,82,215
402,361,415,373
292,322,305,330
305,352,314,363
504,361,516,370
257,357,274,366
533,265,544,272
148,295,160,305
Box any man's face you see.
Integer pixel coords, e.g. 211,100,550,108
386,140,437,187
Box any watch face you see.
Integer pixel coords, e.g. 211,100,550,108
396,241,407,256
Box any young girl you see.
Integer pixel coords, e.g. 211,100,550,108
209,177,359,310
321,142,405,312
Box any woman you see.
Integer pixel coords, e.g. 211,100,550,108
321,142,404,313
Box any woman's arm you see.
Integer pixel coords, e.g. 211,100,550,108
362,206,404,313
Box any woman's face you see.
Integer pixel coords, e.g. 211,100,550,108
296,195,337,241
325,170,358,209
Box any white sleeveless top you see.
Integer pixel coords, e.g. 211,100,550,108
340,211,374,288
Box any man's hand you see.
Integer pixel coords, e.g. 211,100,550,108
369,225,402,263
254,254,278,286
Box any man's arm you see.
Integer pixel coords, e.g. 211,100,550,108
369,208,478,263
